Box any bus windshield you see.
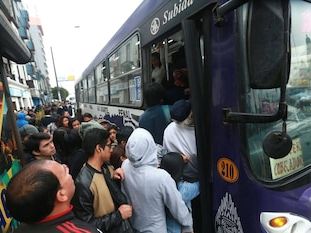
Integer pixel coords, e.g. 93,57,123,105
244,0,311,181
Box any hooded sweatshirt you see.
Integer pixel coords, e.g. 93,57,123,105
122,128,192,233
163,121,198,182
16,112,28,128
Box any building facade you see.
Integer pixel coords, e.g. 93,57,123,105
1,0,52,111
28,16,52,105
2,0,33,110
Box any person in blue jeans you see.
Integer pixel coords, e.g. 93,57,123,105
160,152,200,233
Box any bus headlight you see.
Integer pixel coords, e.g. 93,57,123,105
260,212,311,233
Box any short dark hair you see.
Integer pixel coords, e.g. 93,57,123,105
5,160,60,223
23,132,51,153
151,52,160,60
117,126,134,143
144,82,165,107
82,128,110,158
53,128,68,158
69,117,81,128
110,145,125,169
83,113,93,119
108,124,118,132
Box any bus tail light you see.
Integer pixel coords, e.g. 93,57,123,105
269,216,288,228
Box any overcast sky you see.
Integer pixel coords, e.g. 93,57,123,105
23,0,143,95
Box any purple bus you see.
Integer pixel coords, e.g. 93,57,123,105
76,0,311,232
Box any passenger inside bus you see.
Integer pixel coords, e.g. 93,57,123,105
150,34,190,105
151,52,166,84
165,66,190,105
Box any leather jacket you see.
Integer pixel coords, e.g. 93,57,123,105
73,163,132,233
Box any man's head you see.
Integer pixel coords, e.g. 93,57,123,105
125,128,158,168
82,128,112,162
170,99,193,126
117,126,134,149
108,124,118,142
5,160,75,223
83,113,93,122
151,52,161,68
23,132,56,158
19,124,39,143
97,118,111,130
143,82,165,107
78,121,103,140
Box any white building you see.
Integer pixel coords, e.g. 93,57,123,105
28,16,52,105
4,0,33,110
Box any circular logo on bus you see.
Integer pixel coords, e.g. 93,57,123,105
217,158,239,183
150,18,160,35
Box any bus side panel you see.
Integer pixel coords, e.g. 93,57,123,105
211,10,311,233
80,103,144,128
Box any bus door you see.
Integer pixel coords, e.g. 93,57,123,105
145,22,209,231
182,1,311,233
182,6,214,233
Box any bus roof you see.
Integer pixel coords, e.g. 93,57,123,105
78,0,215,84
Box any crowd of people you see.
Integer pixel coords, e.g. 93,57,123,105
6,82,199,233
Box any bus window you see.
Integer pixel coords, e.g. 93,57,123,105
88,73,96,103
244,1,311,181
149,30,189,105
82,78,88,103
95,62,109,104
79,82,84,103
108,34,141,106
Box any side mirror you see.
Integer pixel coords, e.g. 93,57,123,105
262,131,292,159
223,0,290,123
248,0,289,89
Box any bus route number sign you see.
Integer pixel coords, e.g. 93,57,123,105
217,158,239,183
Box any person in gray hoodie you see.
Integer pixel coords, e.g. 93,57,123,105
121,128,193,233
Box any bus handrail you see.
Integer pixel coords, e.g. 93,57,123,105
223,102,288,123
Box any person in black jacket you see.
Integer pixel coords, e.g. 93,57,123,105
73,128,133,233
5,160,100,233
23,132,60,165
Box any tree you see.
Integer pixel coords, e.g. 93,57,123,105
51,87,69,101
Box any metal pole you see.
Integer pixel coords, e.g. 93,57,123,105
50,46,61,101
